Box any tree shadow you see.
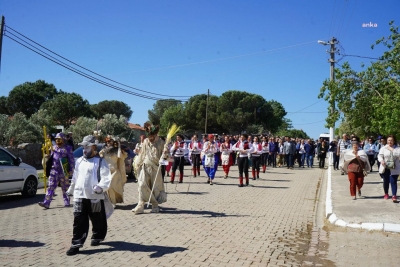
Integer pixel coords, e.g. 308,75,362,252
0,193,45,210
79,241,187,258
159,207,247,218
0,239,45,247
363,181,382,185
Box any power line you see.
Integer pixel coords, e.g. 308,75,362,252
4,24,191,99
4,32,189,102
343,54,382,60
116,40,323,74
286,99,323,114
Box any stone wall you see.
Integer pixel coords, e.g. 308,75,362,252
5,143,43,170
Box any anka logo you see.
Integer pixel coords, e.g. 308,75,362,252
362,22,378,27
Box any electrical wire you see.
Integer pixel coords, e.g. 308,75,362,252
4,24,191,99
336,0,350,39
4,32,189,102
339,0,359,40
343,54,382,60
117,40,322,74
286,99,323,114
328,0,339,37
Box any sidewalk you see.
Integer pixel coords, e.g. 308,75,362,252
327,165,400,232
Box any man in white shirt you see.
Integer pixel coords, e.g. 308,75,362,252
66,135,111,256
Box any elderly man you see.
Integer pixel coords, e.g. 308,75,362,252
65,135,111,256
132,122,168,214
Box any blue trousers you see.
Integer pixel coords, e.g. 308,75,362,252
383,169,399,196
306,153,314,167
203,155,219,179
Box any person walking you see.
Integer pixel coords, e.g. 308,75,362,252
364,137,376,172
277,139,284,167
65,135,112,255
170,134,186,184
202,134,219,185
261,136,269,173
188,134,202,177
220,135,233,179
304,139,314,168
378,135,400,202
38,133,75,209
329,139,339,170
317,140,328,168
338,133,351,175
251,136,262,179
297,139,306,168
232,134,252,187
343,140,370,200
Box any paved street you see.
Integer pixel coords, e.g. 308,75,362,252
1,164,399,266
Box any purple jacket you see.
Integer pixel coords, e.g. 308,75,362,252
268,141,279,153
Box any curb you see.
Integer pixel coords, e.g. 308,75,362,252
325,164,400,233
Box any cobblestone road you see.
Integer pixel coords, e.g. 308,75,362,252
0,164,399,266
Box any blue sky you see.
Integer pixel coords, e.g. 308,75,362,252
0,0,398,138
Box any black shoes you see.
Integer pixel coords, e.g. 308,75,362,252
66,247,79,256
91,240,101,246
238,184,244,187
358,190,361,197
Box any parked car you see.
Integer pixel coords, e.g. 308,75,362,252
73,144,136,179
0,146,39,197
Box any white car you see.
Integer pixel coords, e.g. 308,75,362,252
0,146,39,197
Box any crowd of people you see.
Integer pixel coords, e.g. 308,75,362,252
37,126,400,255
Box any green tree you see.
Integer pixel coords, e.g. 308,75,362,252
3,113,39,146
41,91,93,127
267,100,287,133
98,114,129,137
159,104,186,136
91,100,133,120
6,80,58,117
0,96,9,115
184,94,220,133
29,109,56,142
148,99,181,125
217,91,280,134
66,116,99,144
319,21,400,138
0,114,10,146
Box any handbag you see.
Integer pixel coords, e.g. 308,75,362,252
385,151,395,169
355,157,368,177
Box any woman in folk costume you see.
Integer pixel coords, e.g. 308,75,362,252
261,136,269,173
170,134,187,183
220,135,233,179
251,136,263,179
99,137,127,208
40,133,74,208
232,134,253,187
132,122,168,214
202,134,219,185
189,134,202,177
39,132,75,209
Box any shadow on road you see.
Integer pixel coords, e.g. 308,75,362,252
0,239,45,247
221,183,289,189
159,207,247,217
79,241,187,258
167,191,209,195
0,194,45,210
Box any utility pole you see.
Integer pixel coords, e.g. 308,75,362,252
205,89,209,134
318,37,338,166
0,16,5,73
328,37,338,144
318,37,338,144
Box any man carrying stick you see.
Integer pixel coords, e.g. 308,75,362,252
132,122,171,214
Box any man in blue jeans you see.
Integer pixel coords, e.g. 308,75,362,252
304,139,314,168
